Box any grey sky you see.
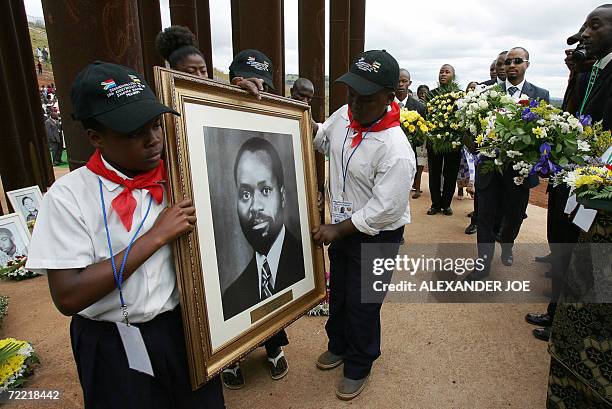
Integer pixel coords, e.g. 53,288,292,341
25,0,605,98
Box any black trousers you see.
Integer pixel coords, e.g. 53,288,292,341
326,227,403,380
71,308,225,409
476,168,530,261
427,148,461,209
50,142,62,164
263,329,288,356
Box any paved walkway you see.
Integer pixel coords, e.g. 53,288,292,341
0,170,551,408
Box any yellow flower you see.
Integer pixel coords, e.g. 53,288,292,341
575,174,604,188
408,125,416,133
475,134,484,145
420,125,428,133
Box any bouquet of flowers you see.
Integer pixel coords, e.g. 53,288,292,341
425,84,465,154
0,338,39,392
563,165,612,200
477,99,587,185
578,115,612,158
0,257,40,281
456,85,516,139
399,109,430,147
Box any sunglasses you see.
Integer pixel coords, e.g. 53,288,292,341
504,58,529,65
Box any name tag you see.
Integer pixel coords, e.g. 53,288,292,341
331,199,353,224
116,322,155,377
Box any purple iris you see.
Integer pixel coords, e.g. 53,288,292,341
530,142,561,176
579,114,592,127
521,108,538,122
529,100,539,108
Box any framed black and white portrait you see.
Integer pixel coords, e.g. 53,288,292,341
155,67,326,389
0,213,30,268
6,185,43,224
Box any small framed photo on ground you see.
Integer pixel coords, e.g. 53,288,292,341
6,186,43,223
0,213,30,268
154,67,326,389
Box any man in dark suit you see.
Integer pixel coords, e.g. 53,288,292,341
221,136,306,387
526,5,612,340
468,47,550,279
481,51,508,86
395,68,427,199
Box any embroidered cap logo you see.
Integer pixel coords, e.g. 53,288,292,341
355,57,382,73
246,56,270,72
128,74,141,84
101,79,117,91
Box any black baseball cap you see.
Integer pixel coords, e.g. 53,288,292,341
336,50,399,96
229,49,275,90
70,61,178,134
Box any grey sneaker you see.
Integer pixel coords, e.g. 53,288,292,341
336,375,369,400
316,351,343,370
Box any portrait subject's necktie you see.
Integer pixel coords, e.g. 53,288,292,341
399,101,404,109
261,258,274,300
508,86,519,96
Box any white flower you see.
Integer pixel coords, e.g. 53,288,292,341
508,136,518,144
577,140,591,152
506,150,522,158
469,124,477,135
513,176,525,185
494,158,503,166
537,119,545,126
478,100,489,110
490,90,498,98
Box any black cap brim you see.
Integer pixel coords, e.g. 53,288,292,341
335,72,385,96
232,70,276,90
94,99,179,134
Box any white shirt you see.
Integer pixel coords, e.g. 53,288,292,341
394,96,409,108
497,78,504,85
314,104,416,236
505,79,526,99
26,159,179,323
255,225,285,299
596,50,612,70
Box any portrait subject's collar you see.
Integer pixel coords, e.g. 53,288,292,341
255,225,286,295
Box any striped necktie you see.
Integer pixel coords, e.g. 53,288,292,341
508,86,519,96
261,258,274,300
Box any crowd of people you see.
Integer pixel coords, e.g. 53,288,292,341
23,3,612,408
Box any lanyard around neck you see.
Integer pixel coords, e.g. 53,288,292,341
579,61,601,116
341,124,374,193
98,178,153,325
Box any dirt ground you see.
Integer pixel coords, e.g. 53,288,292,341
1,171,551,408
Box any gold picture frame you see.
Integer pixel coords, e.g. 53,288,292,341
154,67,326,389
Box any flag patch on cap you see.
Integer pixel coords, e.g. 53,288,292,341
101,79,117,90
128,74,141,83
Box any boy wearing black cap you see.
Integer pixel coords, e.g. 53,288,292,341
311,50,415,400
219,49,291,390
26,61,225,408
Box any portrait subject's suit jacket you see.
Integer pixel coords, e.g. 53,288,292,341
222,229,305,320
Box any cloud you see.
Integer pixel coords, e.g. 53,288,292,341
25,0,603,98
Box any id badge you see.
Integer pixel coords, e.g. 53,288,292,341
331,198,353,224
116,322,155,376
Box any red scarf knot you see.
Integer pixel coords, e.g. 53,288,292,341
86,150,165,231
346,101,401,147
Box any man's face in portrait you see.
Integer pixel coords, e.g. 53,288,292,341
0,231,15,255
23,197,36,213
236,149,285,254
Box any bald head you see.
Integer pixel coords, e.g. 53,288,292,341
290,78,314,105
583,5,612,58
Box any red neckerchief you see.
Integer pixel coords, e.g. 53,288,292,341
346,101,401,147
86,149,165,231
